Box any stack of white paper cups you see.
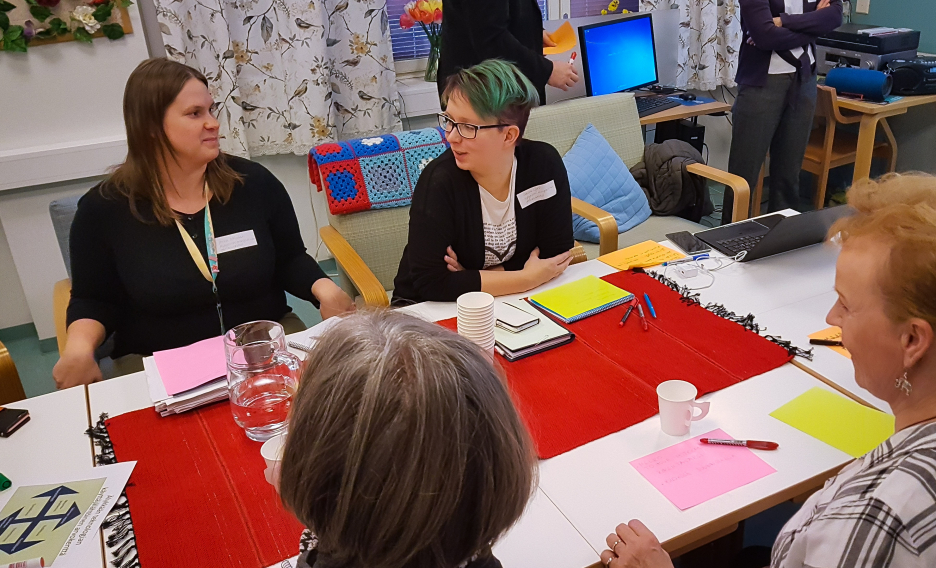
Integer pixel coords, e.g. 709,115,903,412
456,292,496,357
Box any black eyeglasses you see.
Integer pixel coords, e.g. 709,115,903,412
438,113,508,139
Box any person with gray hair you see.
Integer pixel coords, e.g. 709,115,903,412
279,309,537,568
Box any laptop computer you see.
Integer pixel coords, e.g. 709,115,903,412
577,13,681,118
695,206,853,262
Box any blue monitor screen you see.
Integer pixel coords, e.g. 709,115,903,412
580,15,658,96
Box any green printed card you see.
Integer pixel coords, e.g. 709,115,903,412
770,387,894,458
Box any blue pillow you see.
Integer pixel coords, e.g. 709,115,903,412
562,124,651,243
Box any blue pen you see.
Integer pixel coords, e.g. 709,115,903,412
662,253,709,267
643,293,657,318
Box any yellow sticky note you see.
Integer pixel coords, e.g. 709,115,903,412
544,21,577,55
809,326,851,359
598,240,685,270
770,387,894,458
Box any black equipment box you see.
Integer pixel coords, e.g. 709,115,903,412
886,59,936,96
818,24,920,55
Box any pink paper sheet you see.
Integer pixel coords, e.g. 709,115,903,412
153,336,227,396
630,429,777,510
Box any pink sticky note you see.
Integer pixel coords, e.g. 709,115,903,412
153,336,228,396
630,429,777,510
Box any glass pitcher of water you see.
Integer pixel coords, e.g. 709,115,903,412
223,320,301,441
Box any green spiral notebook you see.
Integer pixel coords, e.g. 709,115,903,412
529,275,634,324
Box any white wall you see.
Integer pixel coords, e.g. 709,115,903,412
0,218,32,329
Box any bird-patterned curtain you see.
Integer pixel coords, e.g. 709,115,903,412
157,0,402,157
640,0,741,91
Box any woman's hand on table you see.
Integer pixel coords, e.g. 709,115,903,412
600,520,674,568
523,247,572,288
312,278,355,320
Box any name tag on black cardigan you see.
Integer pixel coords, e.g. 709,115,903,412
216,230,258,254
518,180,557,209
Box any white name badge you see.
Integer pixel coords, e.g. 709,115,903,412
517,180,557,209
215,230,258,254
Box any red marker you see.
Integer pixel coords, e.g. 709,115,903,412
700,438,779,451
568,52,577,66
636,303,648,331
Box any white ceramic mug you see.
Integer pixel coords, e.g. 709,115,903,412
656,380,710,436
260,432,287,492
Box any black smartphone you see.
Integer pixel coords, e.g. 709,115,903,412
665,231,711,255
0,407,29,437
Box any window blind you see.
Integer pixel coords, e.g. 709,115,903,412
569,0,638,18
389,0,550,62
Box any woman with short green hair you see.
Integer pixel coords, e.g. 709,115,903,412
392,59,575,305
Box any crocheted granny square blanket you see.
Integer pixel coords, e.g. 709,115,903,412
308,127,450,215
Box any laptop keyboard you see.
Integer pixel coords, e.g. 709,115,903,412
717,234,764,254
636,96,681,117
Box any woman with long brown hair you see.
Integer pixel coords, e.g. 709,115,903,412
53,58,353,389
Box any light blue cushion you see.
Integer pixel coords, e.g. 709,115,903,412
563,124,651,243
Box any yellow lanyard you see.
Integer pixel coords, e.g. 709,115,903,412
174,188,218,284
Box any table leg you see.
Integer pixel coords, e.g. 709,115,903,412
852,113,881,185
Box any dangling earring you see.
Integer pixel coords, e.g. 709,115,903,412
895,371,912,396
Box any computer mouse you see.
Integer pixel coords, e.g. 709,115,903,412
678,92,696,101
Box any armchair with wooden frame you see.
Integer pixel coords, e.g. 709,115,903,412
751,85,896,216
0,340,26,405
320,93,748,306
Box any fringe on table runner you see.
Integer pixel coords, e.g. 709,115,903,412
640,268,814,361
87,413,141,568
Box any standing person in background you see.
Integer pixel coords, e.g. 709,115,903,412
437,0,578,105
722,0,842,222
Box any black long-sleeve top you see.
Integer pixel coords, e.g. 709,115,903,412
66,156,328,357
391,140,573,305
437,0,553,104
736,0,842,87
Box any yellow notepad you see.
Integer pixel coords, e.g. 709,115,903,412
770,387,894,458
529,275,633,323
598,240,684,270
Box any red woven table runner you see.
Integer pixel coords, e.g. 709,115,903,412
104,402,303,567
439,270,793,459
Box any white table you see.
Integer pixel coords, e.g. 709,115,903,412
535,364,850,555
0,385,105,567
660,227,887,412
73,250,863,567
88,367,600,568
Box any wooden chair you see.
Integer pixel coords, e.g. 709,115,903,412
751,86,896,216
0,340,26,405
802,85,896,210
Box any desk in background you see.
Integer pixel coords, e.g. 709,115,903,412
836,94,936,184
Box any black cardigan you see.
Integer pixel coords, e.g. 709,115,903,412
66,156,328,357
392,140,573,305
736,0,842,87
437,0,552,104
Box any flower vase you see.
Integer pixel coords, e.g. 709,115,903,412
425,42,440,83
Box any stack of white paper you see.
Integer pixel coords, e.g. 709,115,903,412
143,356,228,416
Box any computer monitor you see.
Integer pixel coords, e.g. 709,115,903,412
578,13,660,97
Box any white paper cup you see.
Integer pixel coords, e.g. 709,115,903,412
260,432,287,492
457,291,495,311
656,380,710,436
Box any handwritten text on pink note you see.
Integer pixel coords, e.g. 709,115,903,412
153,336,228,396
630,429,777,510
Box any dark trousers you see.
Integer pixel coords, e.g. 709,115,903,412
722,73,818,223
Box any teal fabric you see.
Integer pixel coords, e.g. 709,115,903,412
562,124,651,243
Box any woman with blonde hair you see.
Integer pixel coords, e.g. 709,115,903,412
600,173,936,568
53,58,353,388
279,310,536,568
